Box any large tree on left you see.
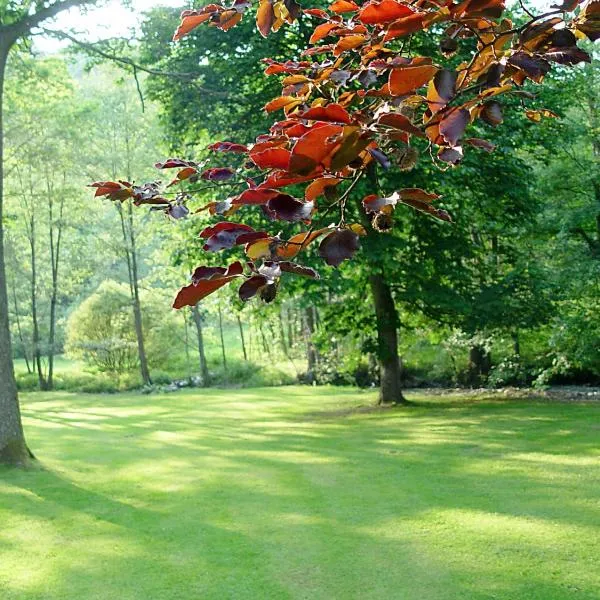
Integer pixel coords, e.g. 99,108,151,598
0,0,96,466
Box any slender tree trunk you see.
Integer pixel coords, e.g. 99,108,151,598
0,42,32,466
11,275,31,374
191,305,209,384
27,212,46,388
118,204,151,385
127,204,151,385
303,306,317,383
237,315,248,361
46,184,64,391
218,305,227,370
278,307,288,356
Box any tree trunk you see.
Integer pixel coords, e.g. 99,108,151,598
127,204,151,385
118,203,151,385
218,305,227,370
237,314,248,361
303,306,317,383
468,345,492,385
369,273,406,405
0,42,32,466
355,171,406,405
191,305,209,384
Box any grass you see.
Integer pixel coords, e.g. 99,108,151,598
1,387,599,599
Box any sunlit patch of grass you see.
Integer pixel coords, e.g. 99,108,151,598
0,387,598,599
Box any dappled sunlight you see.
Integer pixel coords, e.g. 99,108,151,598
2,388,599,599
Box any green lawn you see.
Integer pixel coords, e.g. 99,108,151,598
1,388,599,599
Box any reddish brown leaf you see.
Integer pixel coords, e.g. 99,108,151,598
239,275,270,301
289,124,344,175
296,104,352,124
383,12,426,41
200,167,235,181
358,0,414,24
207,141,249,153
279,262,320,278
481,101,503,126
439,108,470,146
389,64,438,96
427,69,457,114
256,0,275,36
266,194,314,221
377,112,424,137
319,228,360,267
305,177,341,201
249,147,292,170
173,261,244,309
330,0,359,13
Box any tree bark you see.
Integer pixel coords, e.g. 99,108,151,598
468,345,491,385
355,170,406,405
303,306,317,383
218,305,227,370
237,314,248,361
369,273,406,405
0,41,32,466
191,305,209,384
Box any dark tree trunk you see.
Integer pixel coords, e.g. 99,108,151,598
0,41,32,466
355,171,406,405
191,305,209,383
468,345,492,385
237,315,248,361
369,273,406,405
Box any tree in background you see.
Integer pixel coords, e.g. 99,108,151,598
0,0,103,466
94,0,595,404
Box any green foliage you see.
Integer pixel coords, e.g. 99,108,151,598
66,280,184,375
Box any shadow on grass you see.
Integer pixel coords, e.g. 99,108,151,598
1,388,597,599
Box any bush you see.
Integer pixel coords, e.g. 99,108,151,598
66,281,186,376
210,359,294,387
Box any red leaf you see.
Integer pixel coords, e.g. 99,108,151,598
389,64,438,96
207,141,249,153
173,261,244,309
359,0,414,24
296,104,352,124
305,177,341,201
383,12,426,41
249,147,292,170
330,0,359,13
377,112,424,137
310,22,340,43
89,181,133,201
200,167,236,181
289,124,344,175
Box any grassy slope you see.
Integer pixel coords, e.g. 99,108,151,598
1,388,599,600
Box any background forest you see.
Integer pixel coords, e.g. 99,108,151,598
4,7,599,395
